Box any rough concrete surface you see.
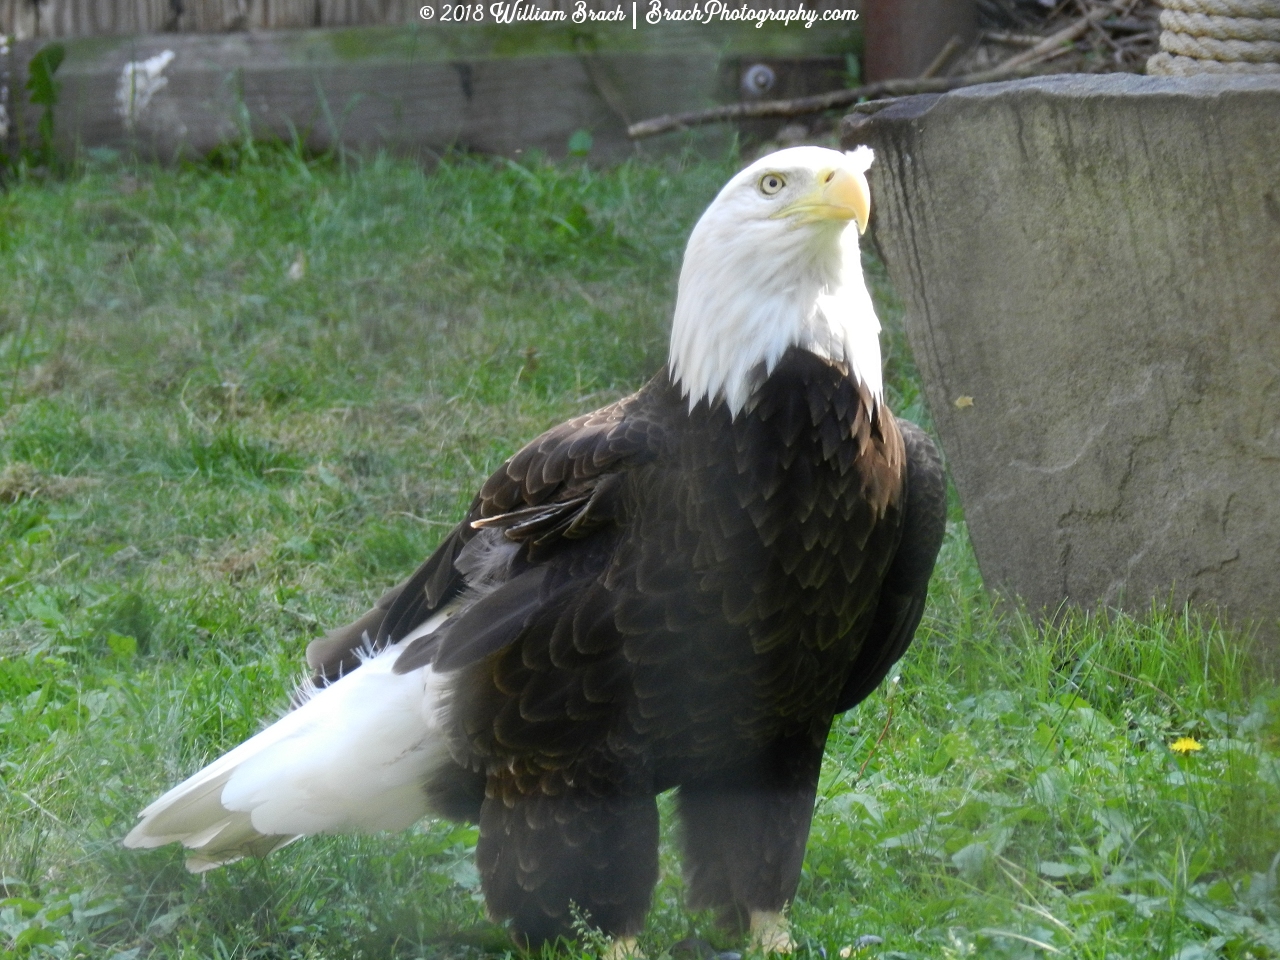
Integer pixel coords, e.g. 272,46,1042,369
842,74,1280,638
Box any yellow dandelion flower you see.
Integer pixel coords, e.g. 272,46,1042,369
1170,737,1203,754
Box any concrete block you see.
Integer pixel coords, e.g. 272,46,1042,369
842,74,1280,638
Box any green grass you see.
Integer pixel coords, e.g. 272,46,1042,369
1,148,1278,960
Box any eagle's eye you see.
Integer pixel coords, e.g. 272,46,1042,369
759,173,786,196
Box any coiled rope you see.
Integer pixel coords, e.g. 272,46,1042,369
1148,0,1280,73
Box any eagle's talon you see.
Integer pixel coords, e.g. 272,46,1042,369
603,936,644,960
749,912,794,954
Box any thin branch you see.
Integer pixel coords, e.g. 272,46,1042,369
998,3,1115,69
628,64,1036,139
983,31,1045,46
919,34,966,79
627,3,1119,140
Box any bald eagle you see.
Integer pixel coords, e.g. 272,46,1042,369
125,146,946,953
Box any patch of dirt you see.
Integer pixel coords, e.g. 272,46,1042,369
0,462,100,503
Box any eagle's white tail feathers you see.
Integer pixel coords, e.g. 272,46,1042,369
124,639,452,872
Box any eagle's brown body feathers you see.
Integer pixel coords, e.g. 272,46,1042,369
305,349,945,944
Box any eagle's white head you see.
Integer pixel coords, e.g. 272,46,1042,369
669,145,881,417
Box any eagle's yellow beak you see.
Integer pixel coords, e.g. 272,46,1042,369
777,167,871,234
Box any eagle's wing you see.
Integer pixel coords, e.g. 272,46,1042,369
304,384,665,684
833,418,946,714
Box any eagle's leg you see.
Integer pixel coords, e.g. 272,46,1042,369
477,769,659,949
675,726,830,947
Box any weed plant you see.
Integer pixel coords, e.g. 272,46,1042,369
0,148,1277,959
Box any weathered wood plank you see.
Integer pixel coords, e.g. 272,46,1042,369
2,24,857,161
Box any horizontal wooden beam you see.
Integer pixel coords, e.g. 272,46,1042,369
2,23,860,162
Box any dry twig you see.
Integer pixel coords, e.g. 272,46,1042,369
627,63,1035,139
998,3,1117,68
919,34,968,78
982,30,1048,45
628,3,1127,139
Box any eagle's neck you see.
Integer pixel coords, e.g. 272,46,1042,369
667,221,883,418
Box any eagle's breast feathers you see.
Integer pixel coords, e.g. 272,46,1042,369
318,349,913,792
